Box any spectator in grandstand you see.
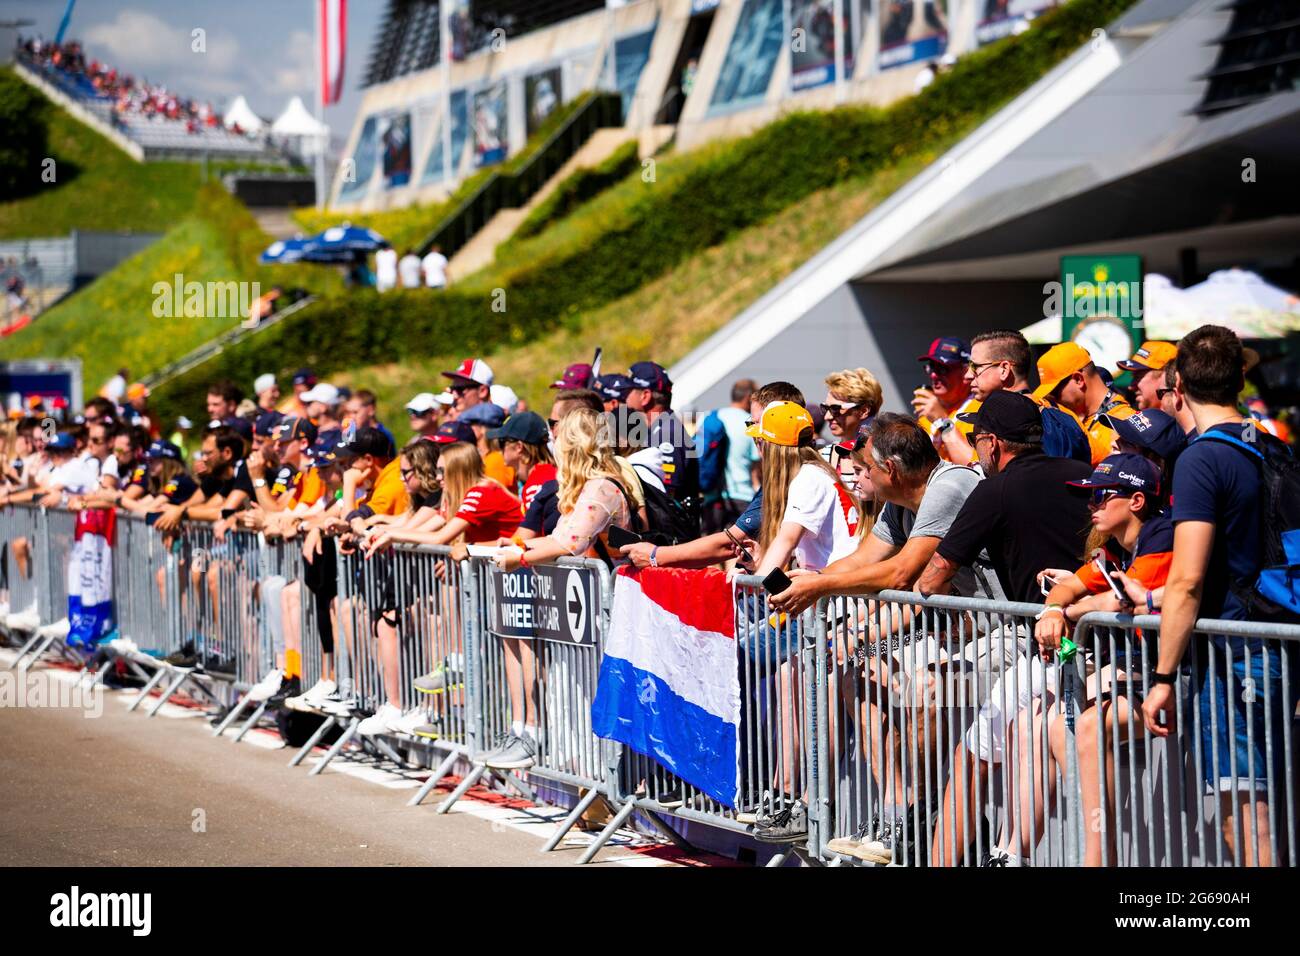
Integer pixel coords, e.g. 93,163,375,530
422,244,449,289
458,402,515,487
917,390,1091,867
551,363,595,391
492,411,556,517
124,383,160,439
81,426,151,513
1142,324,1299,868
345,389,396,456
443,358,494,415
1095,406,1186,494
375,241,398,293
1035,342,1135,464
491,384,522,416
398,248,422,289
961,329,1090,463
254,374,281,413
83,396,117,428
697,379,760,535
1033,453,1173,866
821,367,882,467
912,337,978,463
1117,341,1177,412
206,380,253,442
101,368,129,404
490,408,634,770
405,392,449,439
624,362,700,520
288,368,317,418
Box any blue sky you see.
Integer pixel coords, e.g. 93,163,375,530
3,0,387,140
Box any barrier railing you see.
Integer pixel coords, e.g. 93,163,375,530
5,502,1298,867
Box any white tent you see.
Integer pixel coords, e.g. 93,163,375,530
272,96,329,157
223,94,264,134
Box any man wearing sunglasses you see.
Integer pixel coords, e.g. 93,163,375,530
912,336,977,464
442,357,494,414
1117,340,1177,412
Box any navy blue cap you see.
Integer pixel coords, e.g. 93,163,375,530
292,367,317,387
1098,409,1185,463
629,361,672,393
918,336,971,367
146,440,182,462
47,432,77,452
307,429,342,466
254,410,284,437
1068,452,1161,495
594,373,633,402
487,411,548,445
430,420,476,445
458,402,506,427
275,416,318,444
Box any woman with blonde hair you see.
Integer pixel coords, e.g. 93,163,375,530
486,407,639,771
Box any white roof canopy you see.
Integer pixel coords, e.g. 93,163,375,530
223,94,264,133
271,96,329,137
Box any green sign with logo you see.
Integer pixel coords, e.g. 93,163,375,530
1059,254,1144,372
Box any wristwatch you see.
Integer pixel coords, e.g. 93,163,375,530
1152,671,1177,686
933,418,954,434
253,478,267,488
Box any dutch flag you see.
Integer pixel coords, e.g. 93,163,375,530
592,567,740,807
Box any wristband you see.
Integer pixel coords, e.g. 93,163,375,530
650,546,659,568
519,551,530,570
1036,604,1065,621
1152,671,1176,686
1145,590,1155,613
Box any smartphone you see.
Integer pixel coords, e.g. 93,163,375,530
762,568,792,595
723,525,755,568
145,511,160,526
1093,554,1129,605
607,525,643,549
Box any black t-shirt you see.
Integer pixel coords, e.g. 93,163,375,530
270,463,297,497
411,489,443,512
520,478,561,535
200,473,223,498
162,472,199,506
119,462,148,492
937,450,1092,604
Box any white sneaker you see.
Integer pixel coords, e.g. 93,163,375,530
285,678,335,712
107,637,139,657
6,607,39,632
357,703,403,736
391,707,430,736
317,694,358,718
37,617,70,638
246,668,284,703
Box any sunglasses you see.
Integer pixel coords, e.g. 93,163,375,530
1088,488,1131,509
967,360,1003,376
400,467,416,479
1155,387,1176,401
820,401,862,416
450,383,477,394
924,360,956,377
547,418,560,430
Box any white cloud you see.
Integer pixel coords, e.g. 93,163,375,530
84,9,241,78
270,29,316,97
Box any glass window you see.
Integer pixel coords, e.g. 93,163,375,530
709,0,784,114
421,90,470,184
339,116,378,201
613,28,658,121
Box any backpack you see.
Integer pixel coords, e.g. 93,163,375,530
696,410,729,500
1040,405,1091,463
1195,429,1300,623
592,466,702,569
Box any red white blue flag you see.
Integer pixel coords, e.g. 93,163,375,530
592,567,740,806
67,508,115,650
319,0,347,106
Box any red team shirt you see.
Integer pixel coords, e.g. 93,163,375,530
520,463,557,513
455,480,522,543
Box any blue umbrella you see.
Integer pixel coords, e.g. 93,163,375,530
259,236,311,264
303,224,386,256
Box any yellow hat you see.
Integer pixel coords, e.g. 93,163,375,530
1117,341,1176,372
1033,342,1093,400
745,400,814,447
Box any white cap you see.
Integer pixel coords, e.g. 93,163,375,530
442,357,494,387
405,392,441,414
490,384,519,413
434,390,454,405
253,373,277,396
299,383,341,405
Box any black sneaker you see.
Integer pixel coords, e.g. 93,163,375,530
752,801,808,844
267,675,301,710
164,640,197,667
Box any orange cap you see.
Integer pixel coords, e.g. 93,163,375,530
1033,342,1093,400
1117,341,1176,373
126,382,150,401
745,401,814,447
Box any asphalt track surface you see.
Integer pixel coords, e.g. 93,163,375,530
0,659,664,867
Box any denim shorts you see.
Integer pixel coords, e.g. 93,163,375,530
1198,640,1300,792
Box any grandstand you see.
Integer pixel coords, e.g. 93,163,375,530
12,38,283,163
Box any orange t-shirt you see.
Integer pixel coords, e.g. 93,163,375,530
483,450,516,489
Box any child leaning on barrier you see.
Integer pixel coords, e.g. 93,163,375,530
1029,453,1173,867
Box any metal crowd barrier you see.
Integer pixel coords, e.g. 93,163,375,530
4,504,79,670
813,589,1300,869
2,503,42,624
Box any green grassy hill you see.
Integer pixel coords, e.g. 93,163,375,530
0,68,204,239
0,184,334,392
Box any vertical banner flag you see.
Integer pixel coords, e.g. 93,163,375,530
67,509,115,650
592,567,740,806
320,0,347,105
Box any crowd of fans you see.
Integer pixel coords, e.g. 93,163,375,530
2,324,1296,867
19,37,227,135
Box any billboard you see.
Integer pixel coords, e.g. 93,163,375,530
473,82,509,167
879,0,949,69
790,0,854,92
380,112,412,188
976,0,1057,45
525,67,563,137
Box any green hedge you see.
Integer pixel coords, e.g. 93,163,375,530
0,70,49,201
513,139,641,242
153,0,1136,424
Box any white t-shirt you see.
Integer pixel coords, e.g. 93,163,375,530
375,248,398,291
397,254,422,288
782,463,859,571
421,251,448,288
48,456,99,495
